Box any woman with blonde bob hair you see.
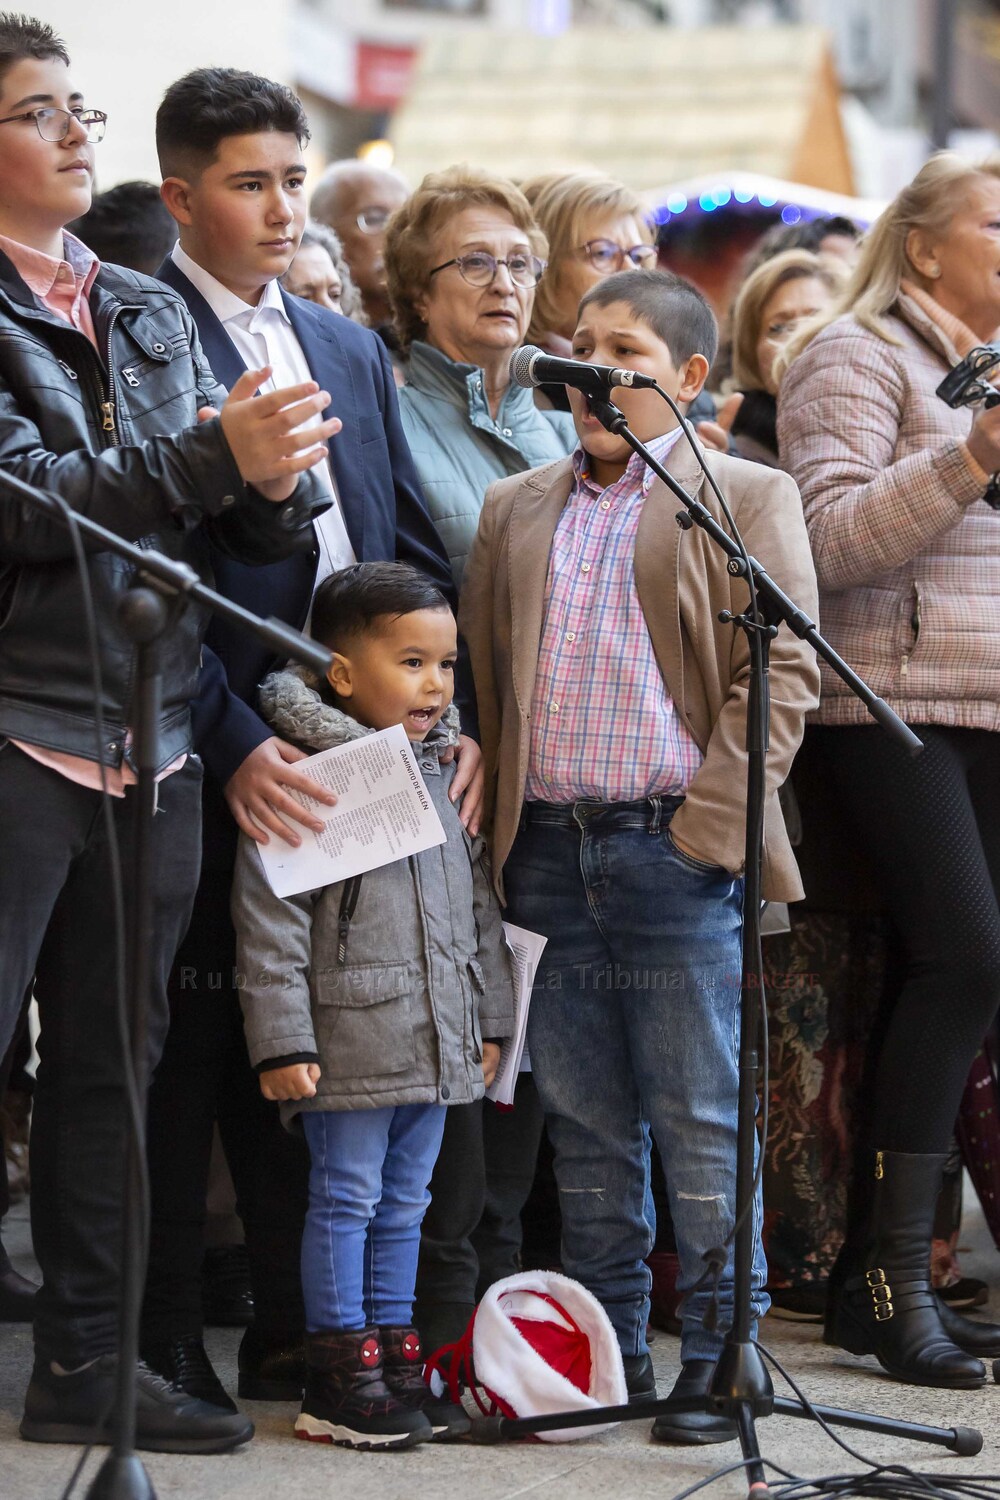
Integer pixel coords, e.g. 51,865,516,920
727,248,845,466
385,165,573,586
778,153,1000,1389
522,170,656,358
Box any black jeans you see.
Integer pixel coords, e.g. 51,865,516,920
142,869,310,1342
0,990,32,1225
415,1073,545,1345
814,724,1000,1153
0,744,202,1364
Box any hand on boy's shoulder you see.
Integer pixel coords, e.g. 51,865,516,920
442,734,484,835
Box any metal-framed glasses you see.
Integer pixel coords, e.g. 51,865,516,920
357,207,393,234
578,239,657,272
428,251,546,289
0,106,107,143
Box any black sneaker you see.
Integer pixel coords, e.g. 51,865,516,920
937,1278,989,1310
380,1325,470,1440
295,1328,432,1451
202,1245,254,1327
140,1336,238,1413
650,1359,739,1446
622,1351,657,1403
237,1323,305,1401
20,1354,253,1453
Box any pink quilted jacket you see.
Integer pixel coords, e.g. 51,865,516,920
778,297,999,729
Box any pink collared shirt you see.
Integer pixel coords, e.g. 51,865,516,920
2,231,184,795
525,428,704,804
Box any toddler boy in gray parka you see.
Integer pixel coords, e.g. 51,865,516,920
231,562,514,1452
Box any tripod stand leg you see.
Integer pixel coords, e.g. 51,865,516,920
770,1396,982,1454
736,1402,769,1496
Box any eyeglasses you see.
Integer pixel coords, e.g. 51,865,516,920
0,106,107,143
578,239,657,273
428,251,546,289
763,315,815,343
356,207,393,234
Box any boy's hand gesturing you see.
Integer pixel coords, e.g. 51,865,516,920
259,1063,321,1102
217,366,342,502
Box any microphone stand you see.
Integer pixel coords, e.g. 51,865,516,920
0,468,330,1500
468,400,985,1484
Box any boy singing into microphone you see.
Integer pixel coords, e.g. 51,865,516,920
461,268,819,1442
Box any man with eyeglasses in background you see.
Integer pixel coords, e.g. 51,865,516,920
309,158,410,337
0,13,339,1455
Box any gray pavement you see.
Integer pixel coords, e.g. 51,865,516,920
1,1193,998,1500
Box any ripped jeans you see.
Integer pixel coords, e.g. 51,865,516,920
504,797,768,1363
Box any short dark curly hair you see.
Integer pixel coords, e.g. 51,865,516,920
0,13,69,90
156,67,309,179
311,563,451,658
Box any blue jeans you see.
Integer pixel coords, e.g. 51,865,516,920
301,1105,447,1332
504,796,767,1363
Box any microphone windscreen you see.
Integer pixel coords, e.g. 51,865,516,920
509,346,541,389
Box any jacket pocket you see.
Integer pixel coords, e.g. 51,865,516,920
313,961,415,1079
467,960,485,1058
898,583,922,685
666,830,726,876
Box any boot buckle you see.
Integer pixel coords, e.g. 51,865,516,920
866,1267,893,1321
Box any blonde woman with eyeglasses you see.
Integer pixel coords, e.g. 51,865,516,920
521,171,657,409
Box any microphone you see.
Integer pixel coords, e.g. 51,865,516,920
509,345,657,398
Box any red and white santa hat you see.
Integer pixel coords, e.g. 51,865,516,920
431,1269,628,1443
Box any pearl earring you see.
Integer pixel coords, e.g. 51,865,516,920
929,264,941,278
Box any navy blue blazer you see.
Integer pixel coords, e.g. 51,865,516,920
156,256,470,796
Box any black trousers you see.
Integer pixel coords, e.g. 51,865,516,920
0,744,202,1364
415,1072,544,1348
142,867,309,1342
0,991,32,1225
814,724,1000,1153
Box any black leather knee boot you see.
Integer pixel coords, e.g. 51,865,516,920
824,1150,986,1389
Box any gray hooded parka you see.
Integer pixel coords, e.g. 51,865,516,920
232,668,516,1125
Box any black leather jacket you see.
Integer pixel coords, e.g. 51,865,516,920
0,252,325,770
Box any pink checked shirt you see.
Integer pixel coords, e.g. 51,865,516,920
525,428,704,804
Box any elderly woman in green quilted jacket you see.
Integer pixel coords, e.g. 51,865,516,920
385,165,575,588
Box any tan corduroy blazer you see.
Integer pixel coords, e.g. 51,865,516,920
459,439,821,905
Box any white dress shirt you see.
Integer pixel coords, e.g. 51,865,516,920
171,242,356,593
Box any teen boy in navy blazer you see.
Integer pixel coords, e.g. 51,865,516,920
141,68,481,1416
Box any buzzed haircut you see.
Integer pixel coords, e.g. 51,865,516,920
155,67,309,179
579,268,719,369
311,562,451,656
69,181,177,275
0,12,69,88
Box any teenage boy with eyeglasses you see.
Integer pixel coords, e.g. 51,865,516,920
0,14,336,1453
143,66,476,1415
